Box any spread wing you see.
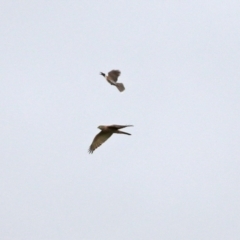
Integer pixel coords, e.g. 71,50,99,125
108,124,133,130
108,70,121,82
88,131,113,153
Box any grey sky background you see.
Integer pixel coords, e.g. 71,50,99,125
0,1,240,239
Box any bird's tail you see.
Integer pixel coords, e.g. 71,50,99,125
116,130,131,135
115,83,125,92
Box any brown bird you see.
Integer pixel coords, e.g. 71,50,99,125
100,70,125,92
89,124,133,153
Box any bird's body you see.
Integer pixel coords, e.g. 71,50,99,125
100,70,125,92
89,124,133,153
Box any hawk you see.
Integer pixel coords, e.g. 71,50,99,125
100,70,125,92
89,124,133,153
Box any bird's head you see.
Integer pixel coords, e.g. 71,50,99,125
100,72,105,77
98,125,105,130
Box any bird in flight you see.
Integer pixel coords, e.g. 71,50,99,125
100,70,125,92
89,124,133,153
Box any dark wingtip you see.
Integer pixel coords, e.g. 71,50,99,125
88,148,93,154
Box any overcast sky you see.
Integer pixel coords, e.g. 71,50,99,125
0,1,240,240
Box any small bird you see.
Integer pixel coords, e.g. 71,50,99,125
100,70,125,92
89,124,133,153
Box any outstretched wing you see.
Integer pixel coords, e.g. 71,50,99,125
88,131,113,153
115,83,125,92
107,124,133,130
108,70,121,82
